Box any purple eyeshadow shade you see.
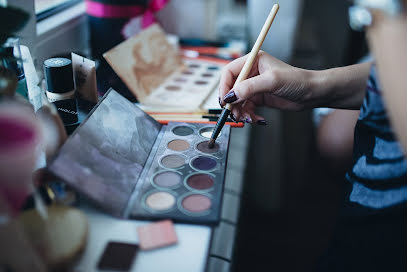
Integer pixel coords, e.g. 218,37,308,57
191,156,217,171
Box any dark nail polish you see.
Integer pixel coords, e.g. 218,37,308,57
223,91,238,103
218,97,222,107
257,120,267,126
230,114,238,123
245,117,253,123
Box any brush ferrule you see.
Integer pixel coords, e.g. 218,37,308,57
210,108,231,142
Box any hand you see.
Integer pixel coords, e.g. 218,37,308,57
219,51,312,124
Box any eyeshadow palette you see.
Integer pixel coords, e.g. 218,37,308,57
141,59,222,109
48,88,230,225
103,24,223,110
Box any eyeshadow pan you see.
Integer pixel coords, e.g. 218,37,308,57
172,126,194,136
153,171,181,188
174,77,187,83
201,73,214,78
195,81,208,85
97,242,139,271
182,194,212,213
207,66,219,70
186,174,214,190
145,191,175,211
197,141,220,154
191,156,217,171
165,85,181,91
199,127,221,139
167,139,190,151
182,70,194,75
189,64,200,68
161,154,186,169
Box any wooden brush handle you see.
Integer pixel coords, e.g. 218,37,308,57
225,3,279,111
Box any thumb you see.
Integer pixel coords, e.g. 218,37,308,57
223,72,274,104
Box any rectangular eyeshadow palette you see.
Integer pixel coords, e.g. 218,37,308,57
48,88,230,225
142,59,223,110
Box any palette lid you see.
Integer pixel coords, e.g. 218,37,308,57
48,88,162,217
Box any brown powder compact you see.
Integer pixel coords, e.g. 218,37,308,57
48,89,230,225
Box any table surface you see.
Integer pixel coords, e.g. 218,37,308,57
74,205,212,272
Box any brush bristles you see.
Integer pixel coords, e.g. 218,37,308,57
208,139,215,149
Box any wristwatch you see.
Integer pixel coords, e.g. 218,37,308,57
349,0,404,31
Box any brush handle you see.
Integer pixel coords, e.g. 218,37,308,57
225,3,279,111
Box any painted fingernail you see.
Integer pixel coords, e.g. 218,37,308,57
245,117,253,123
230,114,238,123
257,120,267,126
223,90,238,103
218,97,222,107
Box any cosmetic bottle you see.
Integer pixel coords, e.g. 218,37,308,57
1,38,29,100
43,57,78,127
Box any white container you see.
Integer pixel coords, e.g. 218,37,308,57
248,0,304,62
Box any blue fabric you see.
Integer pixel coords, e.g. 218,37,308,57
346,64,407,209
315,64,407,272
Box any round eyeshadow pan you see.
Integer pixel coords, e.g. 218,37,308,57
165,85,181,91
161,154,186,169
194,81,208,85
145,191,175,211
182,70,194,75
153,171,182,188
189,64,200,68
168,139,190,151
199,127,221,139
172,126,194,136
182,194,212,213
191,156,217,171
196,141,220,154
201,73,214,78
207,66,219,70
186,174,214,190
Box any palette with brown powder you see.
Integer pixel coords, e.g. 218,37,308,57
48,89,230,224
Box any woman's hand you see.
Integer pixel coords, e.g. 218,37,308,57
219,50,371,124
219,51,313,124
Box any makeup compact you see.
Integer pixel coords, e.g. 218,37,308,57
48,88,230,224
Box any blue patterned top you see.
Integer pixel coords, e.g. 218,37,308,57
346,64,407,209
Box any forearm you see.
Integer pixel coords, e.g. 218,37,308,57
307,62,372,110
367,11,407,152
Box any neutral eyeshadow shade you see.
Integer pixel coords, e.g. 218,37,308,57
182,194,212,212
194,81,208,85
187,174,214,190
189,64,200,68
145,192,175,211
168,139,190,151
199,127,220,139
161,154,186,169
197,141,220,154
191,156,217,171
165,85,181,91
182,70,194,75
153,171,182,188
201,73,214,78
173,126,194,136
174,78,187,83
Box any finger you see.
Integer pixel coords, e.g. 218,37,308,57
219,53,259,105
223,71,274,105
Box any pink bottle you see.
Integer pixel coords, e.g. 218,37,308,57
0,101,42,213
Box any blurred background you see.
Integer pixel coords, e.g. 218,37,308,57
9,0,368,271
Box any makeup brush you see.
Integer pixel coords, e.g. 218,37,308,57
208,4,280,148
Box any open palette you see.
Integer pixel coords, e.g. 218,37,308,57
48,89,230,225
103,24,224,110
